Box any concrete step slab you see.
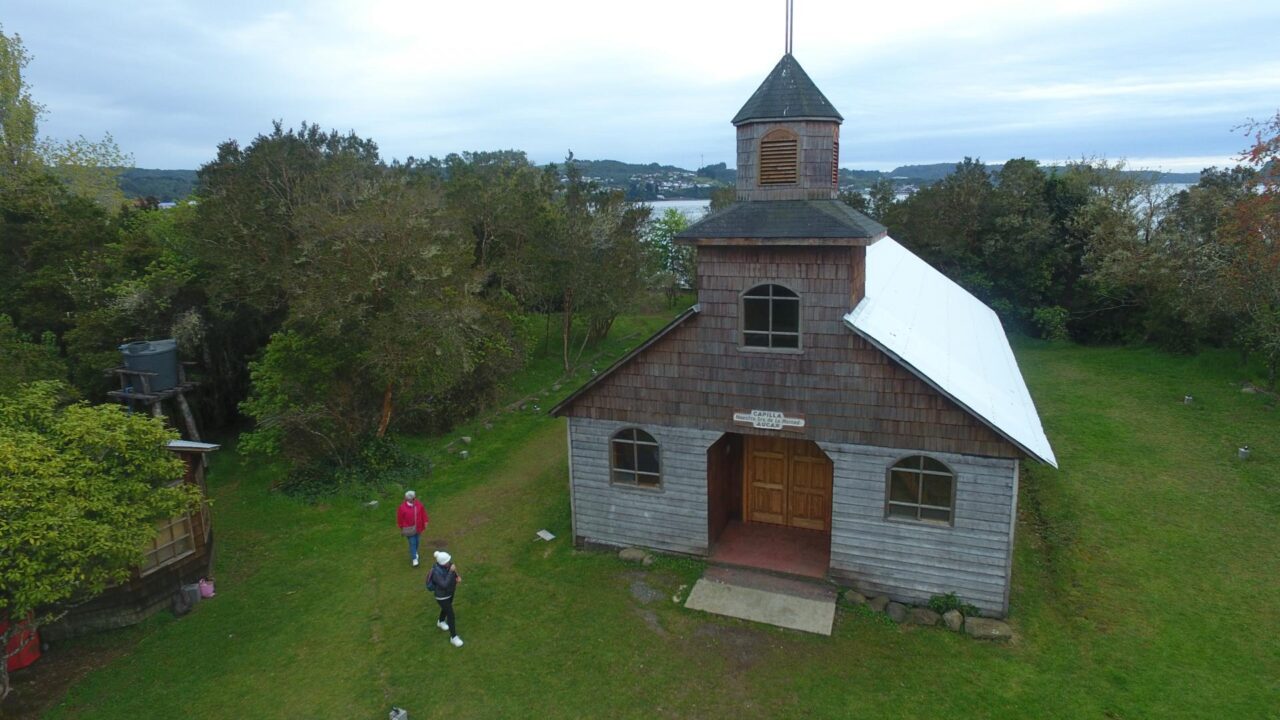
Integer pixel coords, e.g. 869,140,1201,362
684,572,836,635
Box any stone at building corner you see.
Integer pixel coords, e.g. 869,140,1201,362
908,607,941,626
886,602,908,623
943,609,964,632
964,617,1013,641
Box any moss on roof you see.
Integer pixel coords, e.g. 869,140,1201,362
732,54,843,126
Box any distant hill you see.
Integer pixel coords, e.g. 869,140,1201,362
115,160,1205,205
118,168,199,202
887,163,1202,185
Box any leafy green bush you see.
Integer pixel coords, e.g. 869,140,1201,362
847,602,896,626
1033,305,1071,341
277,435,431,502
927,592,980,617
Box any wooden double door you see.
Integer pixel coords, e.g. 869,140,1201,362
744,435,832,532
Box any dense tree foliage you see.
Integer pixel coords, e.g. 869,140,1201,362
194,124,525,472
644,208,694,304
1222,112,1280,384
0,382,198,700
849,140,1280,381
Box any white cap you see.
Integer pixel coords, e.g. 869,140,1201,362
434,551,451,565
404,490,416,500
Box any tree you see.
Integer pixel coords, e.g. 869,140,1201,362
0,314,65,394
839,178,896,223
883,158,995,298
197,124,520,475
437,150,559,306
1220,112,1280,386
0,25,41,168
542,157,650,370
644,208,694,304
0,382,198,701
984,159,1056,325
709,186,736,212
1,26,131,209
0,169,117,342
39,132,133,210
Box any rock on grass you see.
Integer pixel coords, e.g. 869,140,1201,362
964,617,1013,641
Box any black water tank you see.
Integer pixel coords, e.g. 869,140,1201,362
119,339,179,392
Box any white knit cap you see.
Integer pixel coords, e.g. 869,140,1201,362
434,551,451,565
404,490,416,500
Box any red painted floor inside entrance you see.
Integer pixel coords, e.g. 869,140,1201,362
709,520,830,579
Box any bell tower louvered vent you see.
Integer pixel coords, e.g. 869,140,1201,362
732,55,843,201
759,129,798,186
831,128,840,187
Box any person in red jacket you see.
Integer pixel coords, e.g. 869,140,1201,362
396,490,429,566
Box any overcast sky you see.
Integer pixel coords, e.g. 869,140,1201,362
6,0,1279,172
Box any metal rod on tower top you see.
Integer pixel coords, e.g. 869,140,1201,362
785,0,794,54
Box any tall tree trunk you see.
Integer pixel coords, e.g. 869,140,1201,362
561,291,574,371
376,380,394,438
572,322,592,366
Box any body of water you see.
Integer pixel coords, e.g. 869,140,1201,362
646,183,1197,225
647,198,711,222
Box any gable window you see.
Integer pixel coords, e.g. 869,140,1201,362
886,456,955,524
611,428,661,488
759,129,798,185
742,284,800,349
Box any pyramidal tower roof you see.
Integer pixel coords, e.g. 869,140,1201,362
731,53,843,126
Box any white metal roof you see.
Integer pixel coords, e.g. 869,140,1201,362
846,237,1058,467
166,439,222,452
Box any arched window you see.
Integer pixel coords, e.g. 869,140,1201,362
742,284,800,349
611,428,660,488
886,456,955,524
758,128,798,185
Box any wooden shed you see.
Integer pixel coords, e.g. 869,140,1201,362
44,440,220,640
552,54,1056,616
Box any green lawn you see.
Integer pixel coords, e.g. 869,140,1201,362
41,326,1279,719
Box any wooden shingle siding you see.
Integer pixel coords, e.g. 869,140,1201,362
565,244,1019,460
821,441,1018,614
737,120,840,201
568,417,721,555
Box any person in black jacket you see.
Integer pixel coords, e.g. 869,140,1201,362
427,550,463,647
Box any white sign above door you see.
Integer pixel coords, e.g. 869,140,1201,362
732,409,805,431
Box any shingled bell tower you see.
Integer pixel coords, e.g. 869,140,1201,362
732,54,843,202
676,52,885,308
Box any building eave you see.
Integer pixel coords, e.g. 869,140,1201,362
550,305,701,417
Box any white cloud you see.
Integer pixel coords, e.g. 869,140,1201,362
7,0,1279,168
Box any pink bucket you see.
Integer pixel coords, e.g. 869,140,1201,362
198,577,216,598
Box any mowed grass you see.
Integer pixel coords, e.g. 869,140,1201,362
42,328,1279,719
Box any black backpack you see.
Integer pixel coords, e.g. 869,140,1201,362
428,564,456,595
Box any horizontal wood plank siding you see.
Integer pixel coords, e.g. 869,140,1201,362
821,441,1017,615
568,417,720,555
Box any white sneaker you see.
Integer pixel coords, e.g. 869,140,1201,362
412,555,419,567
450,636,464,647
437,621,449,632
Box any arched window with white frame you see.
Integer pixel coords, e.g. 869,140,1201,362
886,455,955,524
610,428,661,488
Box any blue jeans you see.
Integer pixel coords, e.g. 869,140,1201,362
407,532,420,561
